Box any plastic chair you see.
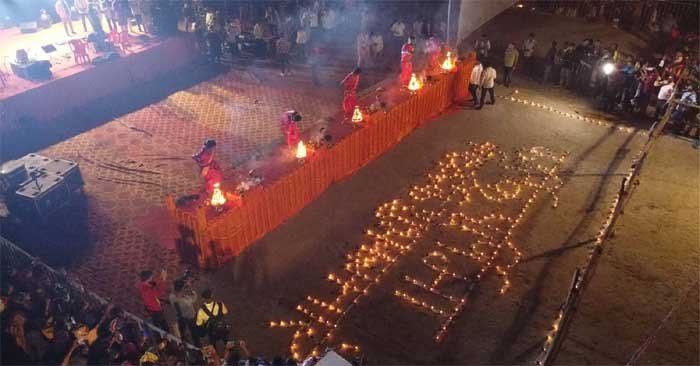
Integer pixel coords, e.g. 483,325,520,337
69,39,91,65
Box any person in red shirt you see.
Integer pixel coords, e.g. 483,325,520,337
399,36,415,86
279,110,302,149
341,67,361,119
138,269,169,331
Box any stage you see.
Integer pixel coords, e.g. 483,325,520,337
0,23,196,139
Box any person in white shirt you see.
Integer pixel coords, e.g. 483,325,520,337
468,60,483,106
356,32,370,68
656,78,675,120
390,18,406,38
370,32,384,64
521,33,537,77
474,34,491,60
478,62,497,109
55,0,75,36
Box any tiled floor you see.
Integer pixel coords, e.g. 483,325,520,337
37,62,387,315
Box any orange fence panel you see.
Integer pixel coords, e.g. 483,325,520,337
168,57,476,268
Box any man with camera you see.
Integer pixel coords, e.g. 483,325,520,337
138,269,169,331
169,278,199,346
196,289,230,352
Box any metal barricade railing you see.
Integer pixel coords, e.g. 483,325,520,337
535,72,700,365
0,236,202,353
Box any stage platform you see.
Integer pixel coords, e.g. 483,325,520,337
0,24,196,135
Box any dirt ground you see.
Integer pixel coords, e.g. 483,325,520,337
188,67,698,363
9,6,696,365
182,10,698,364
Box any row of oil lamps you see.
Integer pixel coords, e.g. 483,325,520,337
268,142,567,357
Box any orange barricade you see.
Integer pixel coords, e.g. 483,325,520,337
165,56,476,268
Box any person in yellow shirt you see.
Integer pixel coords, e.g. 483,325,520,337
196,289,230,351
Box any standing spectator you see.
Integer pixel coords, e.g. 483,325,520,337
196,289,230,352
74,0,90,33
521,33,537,77
412,16,424,38
129,0,145,33
474,34,491,61
205,28,223,63
370,31,384,66
169,279,200,346
308,46,323,86
542,41,557,84
671,84,697,124
503,43,519,88
225,19,242,58
321,7,336,32
559,43,573,87
55,0,75,36
655,76,675,120
468,60,483,107
478,62,497,110
390,18,406,38
356,31,371,68
295,26,310,62
138,269,169,331
113,0,131,33
87,1,104,34
276,35,292,76
390,18,407,66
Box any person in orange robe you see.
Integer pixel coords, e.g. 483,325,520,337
279,110,302,148
192,139,223,193
399,36,415,86
341,67,361,119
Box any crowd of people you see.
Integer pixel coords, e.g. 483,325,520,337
188,1,449,78
465,7,699,133
0,239,204,365
51,0,151,37
1,237,362,365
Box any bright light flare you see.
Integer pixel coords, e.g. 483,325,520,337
602,62,615,75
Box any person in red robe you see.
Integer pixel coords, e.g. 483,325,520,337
341,67,361,119
426,35,442,71
279,110,302,148
192,139,223,193
399,36,415,86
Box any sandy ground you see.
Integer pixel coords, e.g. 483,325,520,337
181,11,699,364
178,12,700,365
188,69,696,363
555,135,699,366
8,6,696,365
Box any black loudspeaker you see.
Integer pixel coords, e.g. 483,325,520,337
19,21,38,33
13,174,71,220
37,159,84,194
10,60,52,80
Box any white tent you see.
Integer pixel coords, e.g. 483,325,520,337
315,351,353,366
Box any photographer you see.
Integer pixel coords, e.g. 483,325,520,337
138,269,169,332
169,278,200,346
195,289,230,353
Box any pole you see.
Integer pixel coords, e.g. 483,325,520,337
446,0,452,46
